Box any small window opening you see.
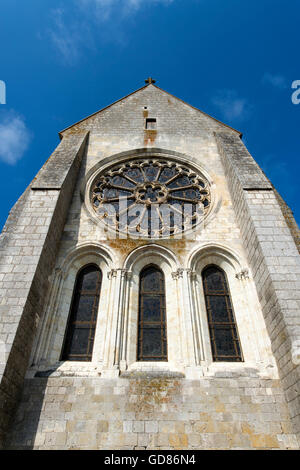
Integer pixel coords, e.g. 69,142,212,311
145,118,157,130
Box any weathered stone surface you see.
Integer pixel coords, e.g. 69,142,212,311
0,83,299,449
6,376,298,450
0,132,89,447
215,131,300,440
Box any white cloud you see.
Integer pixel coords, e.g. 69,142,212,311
49,9,90,65
49,1,175,63
212,90,253,122
0,111,31,165
262,73,287,90
77,0,174,18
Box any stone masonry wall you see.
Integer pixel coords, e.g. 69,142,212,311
0,132,88,447
273,188,300,255
2,84,299,450
7,375,298,450
215,132,300,441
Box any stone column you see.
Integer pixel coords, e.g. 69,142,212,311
186,269,205,366
171,269,187,369
114,269,130,371
172,268,203,377
101,269,118,376
30,267,65,366
119,271,132,372
101,268,130,377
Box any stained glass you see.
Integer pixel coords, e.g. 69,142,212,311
212,326,239,357
80,268,99,291
62,265,102,362
159,166,176,183
67,327,91,356
124,167,144,182
91,159,210,238
138,266,167,361
142,267,162,291
144,164,159,181
142,296,162,322
202,266,242,362
74,296,96,322
141,327,163,358
207,296,234,323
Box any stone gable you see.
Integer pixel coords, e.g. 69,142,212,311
0,83,299,449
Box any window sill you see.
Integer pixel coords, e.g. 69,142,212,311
27,361,101,379
120,370,185,379
204,361,278,379
121,361,185,379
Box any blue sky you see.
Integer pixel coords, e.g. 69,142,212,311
0,0,299,230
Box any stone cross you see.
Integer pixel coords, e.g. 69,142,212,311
145,77,156,84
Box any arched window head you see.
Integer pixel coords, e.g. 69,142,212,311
138,265,167,361
61,264,102,362
202,265,243,362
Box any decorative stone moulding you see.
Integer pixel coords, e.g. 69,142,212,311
235,269,250,280
88,157,212,239
291,340,300,365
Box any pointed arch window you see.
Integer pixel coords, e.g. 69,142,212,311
202,265,243,362
61,264,102,361
138,265,167,361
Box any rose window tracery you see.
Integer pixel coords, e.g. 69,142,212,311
90,159,211,237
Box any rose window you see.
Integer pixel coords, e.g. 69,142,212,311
90,159,211,237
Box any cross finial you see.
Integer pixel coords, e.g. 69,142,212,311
145,77,156,85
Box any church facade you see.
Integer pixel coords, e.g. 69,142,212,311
0,81,299,449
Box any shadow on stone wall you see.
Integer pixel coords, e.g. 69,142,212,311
5,370,58,449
